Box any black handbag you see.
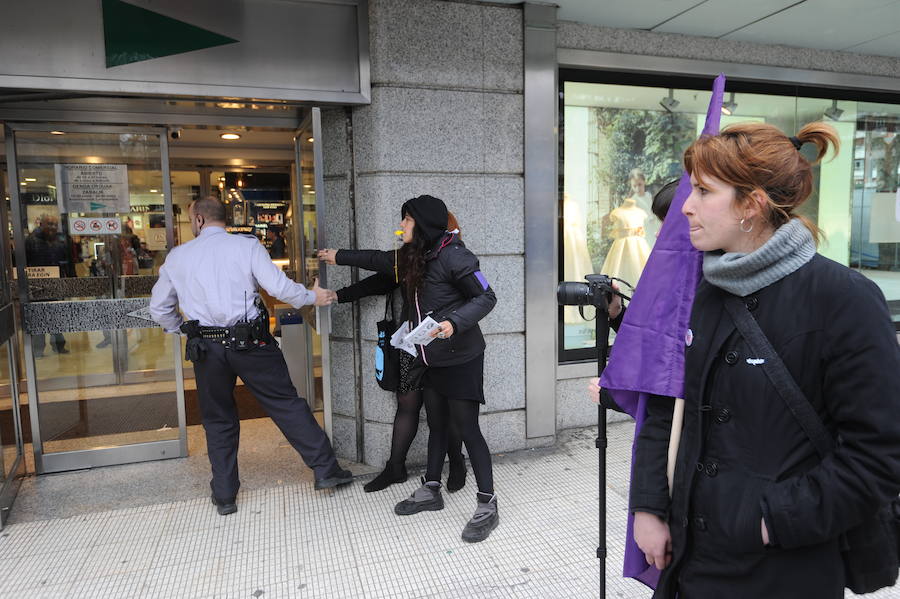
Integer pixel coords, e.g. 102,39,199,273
724,296,900,594
375,291,401,392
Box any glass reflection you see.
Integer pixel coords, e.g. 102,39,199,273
561,82,900,358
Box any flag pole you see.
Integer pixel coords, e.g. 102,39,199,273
666,398,685,495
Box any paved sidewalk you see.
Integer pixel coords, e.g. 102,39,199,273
1,421,897,598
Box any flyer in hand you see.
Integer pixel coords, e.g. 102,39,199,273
390,317,441,356
404,316,441,346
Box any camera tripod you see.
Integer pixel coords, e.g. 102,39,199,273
558,273,631,598
587,277,630,599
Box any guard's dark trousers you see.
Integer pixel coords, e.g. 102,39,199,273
193,340,339,501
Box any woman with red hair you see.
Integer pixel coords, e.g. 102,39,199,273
630,122,900,597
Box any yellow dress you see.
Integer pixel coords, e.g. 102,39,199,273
600,202,651,289
562,195,596,325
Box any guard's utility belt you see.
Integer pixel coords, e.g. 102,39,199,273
198,319,271,351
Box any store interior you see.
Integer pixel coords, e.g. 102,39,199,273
0,119,326,471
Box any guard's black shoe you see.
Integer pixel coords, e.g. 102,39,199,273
210,494,237,516
447,458,467,493
394,478,444,515
315,466,354,490
461,492,499,543
363,462,408,493
53,347,70,354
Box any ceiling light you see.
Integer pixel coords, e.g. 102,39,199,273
149,189,158,193
660,89,679,113
220,132,241,140
721,92,738,116
24,177,36,182
303,184,312,189
824,99,844,121
306,137,314,143
237,179,244,187
50,131,65,135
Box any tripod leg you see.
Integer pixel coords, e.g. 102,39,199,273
595,296,610,599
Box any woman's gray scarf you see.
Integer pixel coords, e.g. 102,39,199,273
703,218,816,297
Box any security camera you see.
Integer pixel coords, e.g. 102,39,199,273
170,128,183,140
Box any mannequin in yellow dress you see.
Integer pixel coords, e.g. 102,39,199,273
627,168,659,243
562,193,596,324
600,197,651,288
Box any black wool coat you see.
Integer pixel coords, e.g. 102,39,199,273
335,236,496,367
630,254,900,599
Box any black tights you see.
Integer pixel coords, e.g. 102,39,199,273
423,389,494,494
388,390,463,469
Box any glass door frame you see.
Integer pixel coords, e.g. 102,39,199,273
294,108,332,437
4,121,188,474
0,326,25,529
0,161,26,527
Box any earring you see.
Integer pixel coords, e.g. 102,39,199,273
739,218,754,233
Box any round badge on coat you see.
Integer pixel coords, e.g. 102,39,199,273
685,328,694,347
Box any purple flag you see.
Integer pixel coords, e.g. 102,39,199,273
599,74,726,588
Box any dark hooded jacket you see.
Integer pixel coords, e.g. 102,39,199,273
630,254,900,598
335,233,496,367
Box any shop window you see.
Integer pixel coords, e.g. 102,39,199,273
559,75,899,363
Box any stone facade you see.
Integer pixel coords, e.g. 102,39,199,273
323,0,527,465
323,0,900,466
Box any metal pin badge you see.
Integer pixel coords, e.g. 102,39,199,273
685,328,694,347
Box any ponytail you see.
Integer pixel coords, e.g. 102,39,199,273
795,122,840,164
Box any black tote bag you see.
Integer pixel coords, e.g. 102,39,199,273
375,292,401,392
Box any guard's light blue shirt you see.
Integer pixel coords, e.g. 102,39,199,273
149,226,315,333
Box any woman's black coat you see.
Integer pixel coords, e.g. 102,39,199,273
334,235,496,367
630,254,900,598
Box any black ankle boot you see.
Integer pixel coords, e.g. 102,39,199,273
364,462,408,493
447,457,467,493
462,492,499,543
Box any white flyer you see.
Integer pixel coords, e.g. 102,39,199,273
403,316,441,347
390,322,417,357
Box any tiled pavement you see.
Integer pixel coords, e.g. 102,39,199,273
0,422,897,598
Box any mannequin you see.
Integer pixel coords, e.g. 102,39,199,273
601,197,651,288
628,169,659,243
562,193,596,325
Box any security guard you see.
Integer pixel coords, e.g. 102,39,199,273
150,196,353,516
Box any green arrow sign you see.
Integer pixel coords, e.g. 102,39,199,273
103,0,238,68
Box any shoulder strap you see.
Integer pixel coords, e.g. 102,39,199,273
722,296,834,459
384,290,396,321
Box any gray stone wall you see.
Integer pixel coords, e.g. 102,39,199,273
321,106,360,461
557,21,900,78
324,0,530,467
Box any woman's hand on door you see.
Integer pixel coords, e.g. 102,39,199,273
317,249,337,265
